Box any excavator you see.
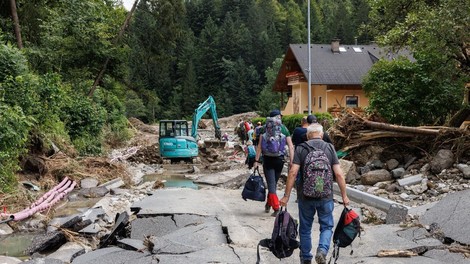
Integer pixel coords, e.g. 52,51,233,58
159,96,222,162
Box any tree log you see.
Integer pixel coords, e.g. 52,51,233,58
377,249,417,257
363,120,440,135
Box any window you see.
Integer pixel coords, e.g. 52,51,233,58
353,47,362,53
313,97,316,106
346,96,359,107
339,47,347,53
319,96,322,109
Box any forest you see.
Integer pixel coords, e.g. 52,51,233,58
0,0,468,192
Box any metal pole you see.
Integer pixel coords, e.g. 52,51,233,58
307,0,312,115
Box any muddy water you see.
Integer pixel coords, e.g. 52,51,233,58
143,173,198,190
53,196,102,217
0,232,37,258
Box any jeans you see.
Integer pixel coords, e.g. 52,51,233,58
298,198,334,261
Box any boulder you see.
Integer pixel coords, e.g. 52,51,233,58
361,169,392,185
339,159,359,183
430,149,454,174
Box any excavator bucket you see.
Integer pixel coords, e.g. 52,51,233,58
203,140,226,149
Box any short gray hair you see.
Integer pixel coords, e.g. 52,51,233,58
306,123,323,139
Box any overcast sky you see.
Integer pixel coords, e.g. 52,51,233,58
122,0,134,10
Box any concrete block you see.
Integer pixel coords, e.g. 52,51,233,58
386,204,409,224
397,174,423,187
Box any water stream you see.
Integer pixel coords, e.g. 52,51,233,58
143,173,199,190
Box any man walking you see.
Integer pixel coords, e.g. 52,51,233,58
280,123,349,264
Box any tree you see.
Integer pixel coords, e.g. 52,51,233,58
9,0,23,49
363,58,463,126
258,57,283,116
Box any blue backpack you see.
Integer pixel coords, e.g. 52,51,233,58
261,116,286,157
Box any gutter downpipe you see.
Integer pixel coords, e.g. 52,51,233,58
307,0,312,115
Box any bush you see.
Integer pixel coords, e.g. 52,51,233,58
0,44,28,83
251,112,334,133
0,105,31,193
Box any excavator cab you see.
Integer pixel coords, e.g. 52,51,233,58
159,120,198,161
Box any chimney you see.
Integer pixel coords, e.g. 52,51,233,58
331,39,340,53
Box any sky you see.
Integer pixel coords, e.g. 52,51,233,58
122,0,134,11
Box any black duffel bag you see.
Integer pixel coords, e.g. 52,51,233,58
242,167,266,202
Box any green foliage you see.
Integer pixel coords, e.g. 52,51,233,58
363,58,463,126
0,44,28,83
258,58,283,116
0,104,31,193
61,95,106,154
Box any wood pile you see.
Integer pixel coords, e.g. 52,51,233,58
329,112,470,161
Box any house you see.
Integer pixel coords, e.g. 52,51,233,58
273,40,412,115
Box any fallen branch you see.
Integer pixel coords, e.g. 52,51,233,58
364,120,440,135
377,249,417,257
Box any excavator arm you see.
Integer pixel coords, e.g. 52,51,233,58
191,96,222,140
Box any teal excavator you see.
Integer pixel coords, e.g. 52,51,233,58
159,96,222,162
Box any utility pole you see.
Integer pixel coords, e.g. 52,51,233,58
307,0,311,114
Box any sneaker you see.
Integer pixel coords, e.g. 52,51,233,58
315,250,326,264
264,203,270,213
301,260,312,264
271,210,279,217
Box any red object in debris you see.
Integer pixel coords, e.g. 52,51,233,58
3,206,6,214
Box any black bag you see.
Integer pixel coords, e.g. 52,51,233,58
256,207,299,263
329,207,361,264
242,168,266,202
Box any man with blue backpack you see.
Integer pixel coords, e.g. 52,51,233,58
280,123,350,264
254,110,294,217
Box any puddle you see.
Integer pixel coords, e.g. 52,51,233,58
143,173,199,190
0,232,37,258
53,197,102,217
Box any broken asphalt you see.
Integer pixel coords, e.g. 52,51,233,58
69,169,469,264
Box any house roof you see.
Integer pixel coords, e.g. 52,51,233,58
274,44,414,91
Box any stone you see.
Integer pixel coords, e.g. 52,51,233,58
79,186,109,198
391,167,406,179
359,165,371,175
46,242,85,263
340,159,358,183
80,177,99,188
99,178,125,190
22,258,66,264
430,149,454,174
0,256,22,264
0,223,14,235
404,156,417,169
397,174,424,187
370,159,384,169
456,163,470,179
386,159,400,170
361,169,392,185
386,204,409,224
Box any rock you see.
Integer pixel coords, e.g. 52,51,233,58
99,178,125,190
391,167,405,179
369,159,384,169
399,193,410,200
80,178,99,188
420,163,430,173
430,149,454,174
385,183,399,192
456,163,470,179
0,256,22,264
359,165,371,175
22,258,66,264
385,159,399,170
339,159,359,183
397,174,424,187
410,180,428,195
404,155,417,169
0,223,14,235
79,186,109,198
386,204,408,224
46,242,85,263
361,169,392,185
